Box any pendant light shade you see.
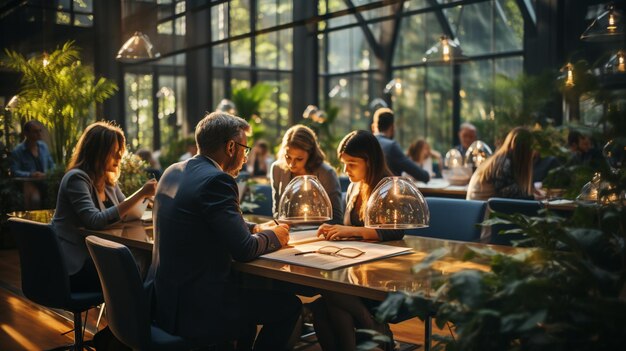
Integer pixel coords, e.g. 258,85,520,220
365,177,429,229
560,63,576,87
116,32,160,62
422,35,468,64
383,78,403,95
277,175,332,224
5,95,20,111
302,105,327,123
580,3,624,41
604,50,626,73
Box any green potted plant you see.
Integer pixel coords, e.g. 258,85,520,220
1,41,118,165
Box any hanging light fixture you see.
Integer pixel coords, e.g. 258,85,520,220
580,3,624,41
328,78,348,98
422,35,468,64
116,31,160,62
604,50,626,73
560,63,576,87
5,95,20,111
302,105,327,123
383,78,403,95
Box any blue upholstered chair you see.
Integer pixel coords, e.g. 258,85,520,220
246,184,273,217
487,197,543,246
9,217,103,350
406,197,487,242
86,236,197,351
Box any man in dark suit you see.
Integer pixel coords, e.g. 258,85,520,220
152,112,301,350
371,108,430,182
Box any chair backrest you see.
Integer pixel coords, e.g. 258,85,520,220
248,184,273,216
339,176,350,192
86,236,151,350
405,197,487,242
8,217,72,308
487,197,543,246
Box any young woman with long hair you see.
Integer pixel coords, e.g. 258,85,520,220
311,130,403,351
270,124,343,223
466,126,534,201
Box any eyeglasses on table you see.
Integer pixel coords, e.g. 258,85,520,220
294,245,365,259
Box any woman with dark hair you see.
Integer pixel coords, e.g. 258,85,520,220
311,130,402,351
52,121,157,291
467,126,534,200
270,124,343,223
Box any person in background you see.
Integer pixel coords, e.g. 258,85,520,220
311,130,402,351
51,121,157,292
153,112,301,350
567,130,603,167
178,137,198,161
455,122,478,155
136,148,162,180
407,139,442,178
466,127,534,201
271,125,343,224
246,139,274,177
10,120,55,209
371,108,430,183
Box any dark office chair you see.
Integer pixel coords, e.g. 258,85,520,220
8,217,103,351
487,197,543,246
406,197,487,242
85,235,197,351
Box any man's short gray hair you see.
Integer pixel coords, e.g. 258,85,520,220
195,112,250,155
459,122,477,132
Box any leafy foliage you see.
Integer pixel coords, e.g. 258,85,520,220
0,41,118,165
117,151,148,196
302,105,342,169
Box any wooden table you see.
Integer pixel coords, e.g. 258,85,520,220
9,209,527,350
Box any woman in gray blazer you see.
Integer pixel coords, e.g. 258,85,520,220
270,124,343,224
51,121,156,291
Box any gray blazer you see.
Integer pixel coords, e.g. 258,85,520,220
270,161,344,224
51,169,123,275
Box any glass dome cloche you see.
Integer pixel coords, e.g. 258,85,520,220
365,177,429,229
277,175,332,224
442,148,472,185
464,140,493,170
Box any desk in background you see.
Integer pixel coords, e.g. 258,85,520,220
416,178,468,199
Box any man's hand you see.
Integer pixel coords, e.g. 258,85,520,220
272,224,290,246
31,171,46,179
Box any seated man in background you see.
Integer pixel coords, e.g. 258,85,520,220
371,108,430,182
153,111,301,350
567,130,603,167
10,120,55,209
454,122,477,155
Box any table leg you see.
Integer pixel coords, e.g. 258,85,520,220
424,314,432,351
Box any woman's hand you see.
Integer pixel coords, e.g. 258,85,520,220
140,178,158,198
317,223,358,241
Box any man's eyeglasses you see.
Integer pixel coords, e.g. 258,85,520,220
232,141,251,156
294,245,365,259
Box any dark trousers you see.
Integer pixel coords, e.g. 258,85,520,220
205,288,301,351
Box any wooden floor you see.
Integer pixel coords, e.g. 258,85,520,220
0,248,449,350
